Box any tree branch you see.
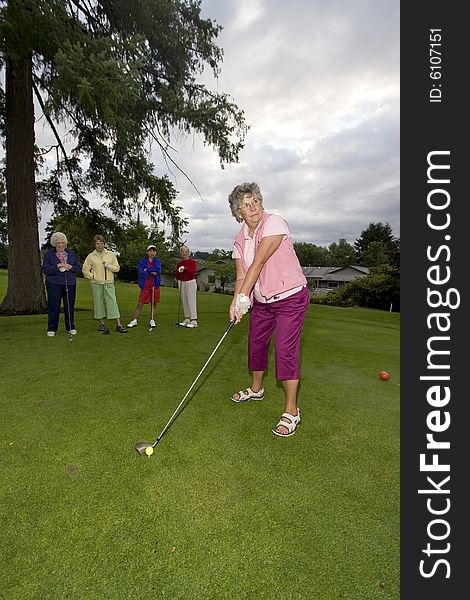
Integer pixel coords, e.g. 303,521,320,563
35,144,61,157
144,122,204,202
67,0,108,35
32,80,86,205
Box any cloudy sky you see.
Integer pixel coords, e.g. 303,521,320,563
38,0,399,253
153,0,400,253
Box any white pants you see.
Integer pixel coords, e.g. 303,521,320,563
179,279,197,320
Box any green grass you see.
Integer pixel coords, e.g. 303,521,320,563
0,269,399,599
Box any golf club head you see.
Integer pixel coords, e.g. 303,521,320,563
135,441,154,455
103,328,110,335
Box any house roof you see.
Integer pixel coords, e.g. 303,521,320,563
302,266,369,281
302,266,331,278
191,261,368,281
196,258,234,272
194,259,208,272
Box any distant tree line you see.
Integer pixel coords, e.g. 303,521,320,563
293,223,399,270
299,222,400,311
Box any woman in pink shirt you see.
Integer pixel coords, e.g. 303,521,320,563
228,182,310,437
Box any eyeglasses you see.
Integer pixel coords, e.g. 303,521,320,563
240,198,261,210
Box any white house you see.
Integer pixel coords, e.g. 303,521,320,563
303,266,370,295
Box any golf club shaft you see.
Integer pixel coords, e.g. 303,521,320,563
102,263,108,321
176,280,181,324
177,281,181,322
64,270,73,334
154,320,235,444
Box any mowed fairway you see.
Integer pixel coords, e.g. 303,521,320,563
0,270,400,599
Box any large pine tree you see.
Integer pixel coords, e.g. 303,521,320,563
0,0,247,314
354,222,399,268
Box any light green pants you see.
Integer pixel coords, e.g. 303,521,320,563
90,281,121,320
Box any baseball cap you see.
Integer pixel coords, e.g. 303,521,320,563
147,244,157,251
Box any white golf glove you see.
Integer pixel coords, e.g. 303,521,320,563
104,262,111,269
178,266,185,273
235,293,251,315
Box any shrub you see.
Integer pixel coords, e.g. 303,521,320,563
312,266,400,311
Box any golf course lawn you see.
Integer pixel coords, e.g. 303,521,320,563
0,270,400,599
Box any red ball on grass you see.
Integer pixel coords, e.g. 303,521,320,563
379,371,390,381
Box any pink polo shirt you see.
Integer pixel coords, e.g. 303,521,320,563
232,214,304,303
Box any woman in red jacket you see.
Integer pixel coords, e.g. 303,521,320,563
174,245,198,328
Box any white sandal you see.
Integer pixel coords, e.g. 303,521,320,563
231,387,265,403
272,410,301,437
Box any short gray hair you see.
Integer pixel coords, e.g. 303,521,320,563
228,182,263,222
50,231,67,247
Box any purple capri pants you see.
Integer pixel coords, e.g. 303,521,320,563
248,285,310,380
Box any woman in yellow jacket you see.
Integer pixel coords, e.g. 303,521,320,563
82,235,127,334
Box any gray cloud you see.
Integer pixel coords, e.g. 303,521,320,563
160,0,400,252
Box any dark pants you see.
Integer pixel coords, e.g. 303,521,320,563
46,282,76,332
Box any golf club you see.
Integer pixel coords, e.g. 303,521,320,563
174,280,182,326
64,270,74,342
148,285,155,332
135,319,236,456
102,262,110,334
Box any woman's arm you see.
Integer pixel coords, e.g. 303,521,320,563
104,252,120,272
233,260,245,295
41,251,55,275
229,259,247,322
69,251,81,273
231,236,284,323
174,260,182,279
82,254,93,279
150,259,161,282
186,259,197,279
238,234,284,296
137,258,147,277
